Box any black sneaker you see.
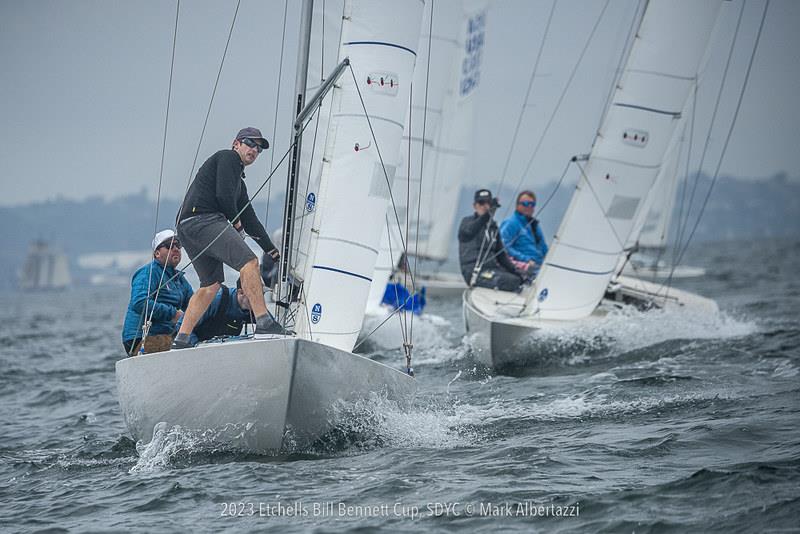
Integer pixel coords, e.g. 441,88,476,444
171,338,194,350
255,315,289,338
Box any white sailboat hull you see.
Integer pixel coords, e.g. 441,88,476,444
418,271,466,297
115,338,415,453
463,276,717,369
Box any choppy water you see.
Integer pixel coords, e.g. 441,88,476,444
1,239,798,533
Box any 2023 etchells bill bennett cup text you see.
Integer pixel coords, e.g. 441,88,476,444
220,500,580,519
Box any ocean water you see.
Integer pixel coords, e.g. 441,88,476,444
1,238,798,533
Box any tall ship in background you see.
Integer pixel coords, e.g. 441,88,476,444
18,240,72,291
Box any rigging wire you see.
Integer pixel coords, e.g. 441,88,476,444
138,110,320,301
141,0,241,347
181,0,241,194
495,0,557,193
672,0,770,272
670,0,747,271
499,0,611,222
347,63,418,293
467,0,613,283
264,0,290,227
408,0,436,361
136,0,180,355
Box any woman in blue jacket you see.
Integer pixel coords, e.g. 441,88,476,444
499,191,549,279
122,230,193,355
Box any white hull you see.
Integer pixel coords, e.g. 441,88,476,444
418,271,466,297
622,263,706,279
463,276,717,369
116,338,415,453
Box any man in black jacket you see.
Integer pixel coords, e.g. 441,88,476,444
172,127,283,348
458,189,523,292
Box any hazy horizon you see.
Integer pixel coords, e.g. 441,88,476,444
1,0,798,207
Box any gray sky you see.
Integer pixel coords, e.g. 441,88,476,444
0,0,797,207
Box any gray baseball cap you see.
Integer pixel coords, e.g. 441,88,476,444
235,127,269,149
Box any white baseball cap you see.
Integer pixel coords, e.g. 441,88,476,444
151,229,178,251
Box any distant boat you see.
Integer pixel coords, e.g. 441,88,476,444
18,240,72,291
463,0,723,369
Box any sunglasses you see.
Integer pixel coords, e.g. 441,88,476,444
476,199,491,206
518,200,536,207
158,241,181,250
241,137,265,153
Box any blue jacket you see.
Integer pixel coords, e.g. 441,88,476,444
500,211,549,264
122,260,194,343
181,286,252,345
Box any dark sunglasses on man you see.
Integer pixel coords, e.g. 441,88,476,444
518,200,536,207
158,240,181,250
241,137,266,153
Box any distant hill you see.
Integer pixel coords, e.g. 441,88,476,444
1,174,798,291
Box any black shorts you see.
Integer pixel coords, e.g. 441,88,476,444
178,213,257,287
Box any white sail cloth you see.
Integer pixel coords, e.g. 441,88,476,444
366,0,487,312
291,0,425,351
525,0,723,320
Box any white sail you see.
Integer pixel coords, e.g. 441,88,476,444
636,143,682,250
627,119,686,252
366,0,485,310
291,0,425,351
524,0,722,320
402,0,487,262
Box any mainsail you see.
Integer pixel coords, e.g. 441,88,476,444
524,0,723,320
290,0,425,351
366,0,486,311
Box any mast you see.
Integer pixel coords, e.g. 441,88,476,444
277,0,314,319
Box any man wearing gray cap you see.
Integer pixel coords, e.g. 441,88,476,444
172,127,283,349
457,189,523,292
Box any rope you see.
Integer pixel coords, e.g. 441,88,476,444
347,63,417,293
498,0,611,223
670,0,747,272
408,0,435,358
138,118,314,302
495,0,557,193
141,0,242,343
137,0,180,355
470,158,570,274
671,0,769,272
264,0,290,228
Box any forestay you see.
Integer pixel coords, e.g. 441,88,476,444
291,0,425,351
525,0,722,320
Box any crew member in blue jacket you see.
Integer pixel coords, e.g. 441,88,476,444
122,229,194,356
500,190,549,280
180,278,255,346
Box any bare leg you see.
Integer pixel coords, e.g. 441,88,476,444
239,258,267,317
177,282,221,336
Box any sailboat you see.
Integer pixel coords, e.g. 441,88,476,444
622,122,706,279
19,240,72,291
116,0,425,453
358,0,485,348
463,0,722,369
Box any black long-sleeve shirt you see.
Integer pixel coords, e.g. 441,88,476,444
458,212,518,281
178,149,276,254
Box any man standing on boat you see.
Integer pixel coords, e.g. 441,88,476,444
172,127,283,349
458,189,523,292
499,190,549,280
122,229,193,355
